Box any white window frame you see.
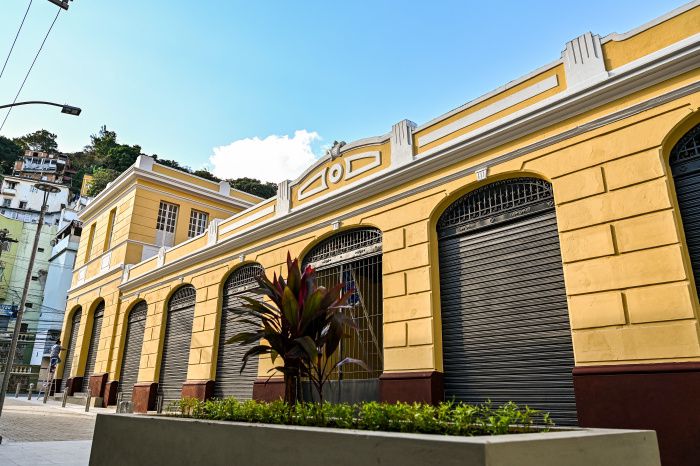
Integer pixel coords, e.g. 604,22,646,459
187,209,209,238
156,201,179,247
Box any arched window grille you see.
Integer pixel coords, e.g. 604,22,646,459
169,286,196,311
670,122,700,174
302,228,383,382
438,177,554,238
224,263,264,296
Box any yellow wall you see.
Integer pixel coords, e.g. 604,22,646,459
58,5,700,393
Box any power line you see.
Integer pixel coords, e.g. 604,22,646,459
0,0,33,82
0,7,61,132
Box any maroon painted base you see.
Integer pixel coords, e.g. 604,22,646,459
252,378,285,402
182,380,214,401
64,377,82,396
103,380,119,407
380,371,444,405
574,362,700,466
132,382,158,413
88,373,108,398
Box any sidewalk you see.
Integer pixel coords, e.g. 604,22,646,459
0,397,114,465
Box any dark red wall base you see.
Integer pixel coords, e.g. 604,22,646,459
182,380,214,401
88,373,108,398
252,378,285,402
64,377,81,396
380,371,444,405
574,362,700,466
103,380,119,407
132,382,158,413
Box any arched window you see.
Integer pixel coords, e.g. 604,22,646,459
437,177,577,425
119,301,148,402
158,286,196,404
302,228,383,401
670,122,700,291
83,301,105,391
61,307,82,384
213,263,264,399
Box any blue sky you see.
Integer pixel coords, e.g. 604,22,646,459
0,0,687,182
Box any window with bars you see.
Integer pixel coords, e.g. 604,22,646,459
156,201,179,233
187,209,209,238
302,228,384,381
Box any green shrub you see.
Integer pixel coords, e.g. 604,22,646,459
172,398,554,436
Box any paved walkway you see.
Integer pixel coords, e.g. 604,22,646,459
0,397,115,465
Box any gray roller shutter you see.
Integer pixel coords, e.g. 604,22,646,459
119,301,148,402
62,309,82,384
671,123,700,290
159,286,195,404
83,302,104,391
213,264,263,399
438,178,577,426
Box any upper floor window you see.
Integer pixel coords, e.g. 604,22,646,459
104,208,117,251
5,181,17,189
156,201,179,247
85,223,96,262
19,201,27,209
188,209,208,238
2,199,10,207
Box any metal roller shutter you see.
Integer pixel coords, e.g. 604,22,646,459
62,309,82,384
671,123,700,289
438,178,577,426
159,286,196,404
213,264,263,399
119,301,148,402
83,302,105,391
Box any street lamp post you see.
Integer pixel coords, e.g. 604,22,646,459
0,101,81,116
0,182,62,419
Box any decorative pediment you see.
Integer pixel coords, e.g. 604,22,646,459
296,150,383,202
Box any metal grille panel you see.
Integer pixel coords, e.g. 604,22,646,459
214,264,264,399
438,178,554,237
82,302,104,391
304,228,382,269
159,286,196,404
670,122,700,168
303,229,383,383
438,180,577,426
119,301,148,402
62,309,81,383
671,123,700,298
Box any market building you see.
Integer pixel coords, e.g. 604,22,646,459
59,3,700,464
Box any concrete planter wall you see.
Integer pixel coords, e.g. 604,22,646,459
90,413,660,466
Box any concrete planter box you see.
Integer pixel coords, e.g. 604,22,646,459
90,413,660,466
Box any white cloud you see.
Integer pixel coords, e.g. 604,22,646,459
210,130,321,183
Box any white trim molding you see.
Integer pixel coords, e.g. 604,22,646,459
417,75,559,147
220,205,275,235
563,32,607,90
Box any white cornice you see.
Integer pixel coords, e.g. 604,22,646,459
119,18,700,291
79,167,257,224
122,77,700,293
601,0,699,44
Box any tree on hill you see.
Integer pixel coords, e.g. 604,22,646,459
228,177,277,199
0,136,22,175
74,126,144,196
14,129,58,153
86,167,120,196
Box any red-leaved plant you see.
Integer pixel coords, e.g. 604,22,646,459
227,253,366,404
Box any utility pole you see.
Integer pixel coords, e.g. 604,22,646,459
0,183,61,418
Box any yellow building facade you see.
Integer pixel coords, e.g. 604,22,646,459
61,3,700,465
